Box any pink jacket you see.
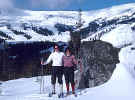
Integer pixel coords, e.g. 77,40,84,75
62,55,77,67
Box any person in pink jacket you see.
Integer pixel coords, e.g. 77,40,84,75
62,47,77,95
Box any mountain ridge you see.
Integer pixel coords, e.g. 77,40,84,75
0,3,135,43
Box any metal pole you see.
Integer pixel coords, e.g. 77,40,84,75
40,58,44,94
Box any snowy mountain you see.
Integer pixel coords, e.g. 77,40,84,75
1,3,135,100
0,3,135,43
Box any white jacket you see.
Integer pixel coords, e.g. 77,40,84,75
45,51,64,66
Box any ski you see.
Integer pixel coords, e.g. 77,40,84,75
58,93,64,98
63,92,78,98
47,92,77,98
48,91,56,97
48,93,54,97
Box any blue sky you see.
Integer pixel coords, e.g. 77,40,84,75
2,0,135,11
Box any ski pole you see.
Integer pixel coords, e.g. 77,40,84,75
40,57,44,94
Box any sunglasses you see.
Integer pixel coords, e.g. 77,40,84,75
55,47,59,49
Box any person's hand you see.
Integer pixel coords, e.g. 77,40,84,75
77,58,81,64
40,58,45,65
41,61,44,65
74,70,79,74
78,60,80,64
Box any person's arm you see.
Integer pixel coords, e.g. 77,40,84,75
73,56,83,72
72,55,77,65
41,53,53,65
62,55,64,66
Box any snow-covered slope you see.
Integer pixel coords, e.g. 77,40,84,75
1,3,135,100
1,45,135,100
100,24,135,47
0,3,135,43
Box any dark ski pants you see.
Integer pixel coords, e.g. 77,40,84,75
63,67,75,85
51,66,63,85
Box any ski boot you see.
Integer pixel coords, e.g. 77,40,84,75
58,92,64,98
48,91,56,97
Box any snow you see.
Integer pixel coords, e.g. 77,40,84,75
78,64,135,100
1,3,135,100
82,24,135,48
0,10,79,42
101,24,135,47
0,3,135,42
1,43,135,100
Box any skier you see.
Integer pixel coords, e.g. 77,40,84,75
62,47,80,96
41,44,64,98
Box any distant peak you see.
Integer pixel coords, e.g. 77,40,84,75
0,7,28,16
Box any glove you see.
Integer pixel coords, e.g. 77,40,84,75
41,61,43,65
74,70,79,74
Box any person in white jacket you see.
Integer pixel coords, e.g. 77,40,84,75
41,44,64,97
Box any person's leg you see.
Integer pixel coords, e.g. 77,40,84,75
51,66,56,94
57,66,64,97
64,67,70,94
51,84,55,94
69,67,75,94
